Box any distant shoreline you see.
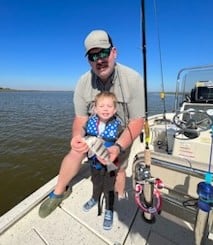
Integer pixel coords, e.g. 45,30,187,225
0,88,73,92
0,88,175,94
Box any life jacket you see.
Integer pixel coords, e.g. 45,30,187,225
85,115,121,170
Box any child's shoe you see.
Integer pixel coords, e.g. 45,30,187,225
103,209,113,230
82,198,97,212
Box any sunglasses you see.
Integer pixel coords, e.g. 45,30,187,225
88,48,111,62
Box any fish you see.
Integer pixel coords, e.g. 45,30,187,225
84,136,118,172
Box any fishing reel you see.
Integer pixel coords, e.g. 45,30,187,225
132,152,163,223
132,152,152,188
135,161,151,182
173,108,212,139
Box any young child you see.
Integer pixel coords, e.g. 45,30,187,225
39,91,122,229
82,91,122,230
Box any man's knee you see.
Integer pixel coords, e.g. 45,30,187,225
67,150,86,160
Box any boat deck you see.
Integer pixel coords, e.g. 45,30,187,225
1,139,213,244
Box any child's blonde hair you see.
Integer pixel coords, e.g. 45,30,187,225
94,91,117,107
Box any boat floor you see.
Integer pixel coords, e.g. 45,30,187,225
1,147,213,245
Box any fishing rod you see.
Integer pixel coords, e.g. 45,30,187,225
132,0,163,223
141,0,148,125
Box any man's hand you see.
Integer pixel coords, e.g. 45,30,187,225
96,144,120,165
108,145,121,162
71,135,89,153
96,156,108,165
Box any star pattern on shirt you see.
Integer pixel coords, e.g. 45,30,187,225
87,117,99,135
102,124,118,139
86,115,121,140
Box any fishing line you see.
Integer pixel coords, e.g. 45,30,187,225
153,0,171,152
207,125,213,174
153,0,167,117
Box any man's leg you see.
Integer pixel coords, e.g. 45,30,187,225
39,150,86,218
114,168,126,199
54,150,86,195
114,148,130,199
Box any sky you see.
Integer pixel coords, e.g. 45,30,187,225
0,0,213,92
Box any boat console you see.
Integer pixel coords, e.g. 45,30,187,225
190,80,213,103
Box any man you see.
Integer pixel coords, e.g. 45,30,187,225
39,29,145,218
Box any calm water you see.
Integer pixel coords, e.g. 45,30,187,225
0,91,175,216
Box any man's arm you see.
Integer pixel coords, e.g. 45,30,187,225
116,118,144,150
108,118,144,162
71,116,88,137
